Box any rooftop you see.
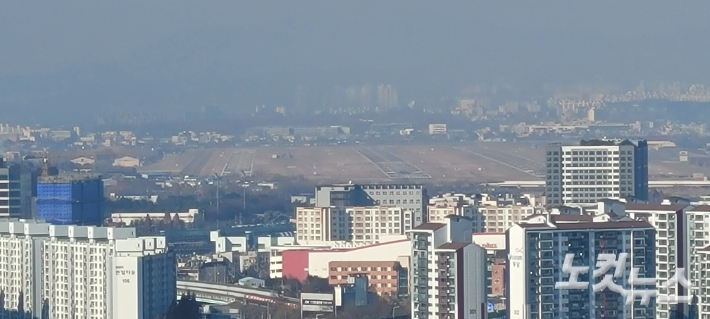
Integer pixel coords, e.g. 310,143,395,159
690,205,710,212
549,139,643,147
519,220,652,230
412,223,446,231
437,242,470,250
329,260,400,267
522,214,593,223
625,203,687,212
39,173,101,183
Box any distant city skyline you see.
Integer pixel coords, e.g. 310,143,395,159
3,1,710,123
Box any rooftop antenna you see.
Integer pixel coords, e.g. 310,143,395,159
41,157,49,177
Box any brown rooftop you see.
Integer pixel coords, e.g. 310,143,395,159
437,242,470,250
551,214,593,222
624,203,687,211
329,260,400,268
690,205,710,212
555,221,652,230
522,214,592,222
413,223,446,230
520,220,653,230
698,245,710,252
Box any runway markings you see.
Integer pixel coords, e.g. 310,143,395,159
358,147,431,179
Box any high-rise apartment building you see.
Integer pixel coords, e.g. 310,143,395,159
377,84,398,110
295,206,415,243
408,216,487,319
36,174,104,225
479,193,538,232
315,183,427,224
427,201,483,231
545,139,648,207
506,213,655,319
625,203,710,319
0,220,176,319
0,158,36,218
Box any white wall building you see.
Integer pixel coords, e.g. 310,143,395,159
210,231,296,254
275,237,410,280
545,140,648,207
110,208,201,224
295,206,415,244
112,156,140,168
0,220,176,319
506,213,655,319
408,216,487,319
478,193,537,233
427,201,483,231
428,124,447,135
315,183,427,225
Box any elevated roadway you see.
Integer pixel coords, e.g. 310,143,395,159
176,280,299,307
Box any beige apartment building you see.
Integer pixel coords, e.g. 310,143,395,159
427,202,484,231
295,206,414,244
479,194,538,232
328,261,403,296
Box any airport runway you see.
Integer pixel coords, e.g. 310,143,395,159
222,150,255,177
181,149,215,176
454,146,543,179
358,147,431,179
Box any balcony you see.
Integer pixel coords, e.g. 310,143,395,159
598,240,617,247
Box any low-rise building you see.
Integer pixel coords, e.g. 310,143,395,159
279,239,410,284
110,208,202,224
428,124,447,135
112,156,140,167
238,277,266,289
211,231,295,254
328,261,406,296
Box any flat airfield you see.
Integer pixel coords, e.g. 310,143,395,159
140,142,710,183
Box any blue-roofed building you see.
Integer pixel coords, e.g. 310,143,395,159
36,174,104,225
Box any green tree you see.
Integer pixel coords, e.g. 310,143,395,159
164,293,201,319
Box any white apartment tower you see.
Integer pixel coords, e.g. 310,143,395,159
0,220,176,319
315,183,427,224
295,206,415,244
506,214,656,319
409,216,487,319
545,139,648,208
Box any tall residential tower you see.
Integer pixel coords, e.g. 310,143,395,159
409,215,487,319
545,139,648,208
0,220,176,319
506,213,656,319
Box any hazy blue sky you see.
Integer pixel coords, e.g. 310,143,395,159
2,1,710,122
